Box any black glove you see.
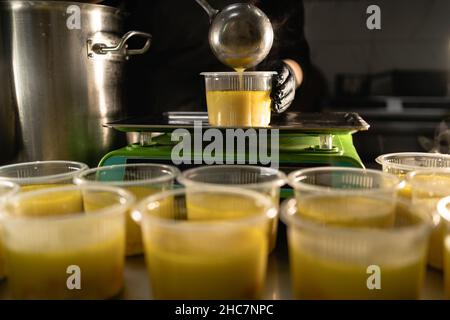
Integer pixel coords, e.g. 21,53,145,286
269,61,297,113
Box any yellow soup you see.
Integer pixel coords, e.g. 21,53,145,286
83,185,163,256
186,193,270,221
124,186,161,256
445,235,450,299
296,195,396,228
206,90,271,127
20,183,73,193
144,227,267,300
6,235,124,299
411,174,450,270
4,188,125,299
290,247,426,300
0,187,82,280
142,193,269,299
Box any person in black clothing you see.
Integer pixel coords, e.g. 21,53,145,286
99,0,310,116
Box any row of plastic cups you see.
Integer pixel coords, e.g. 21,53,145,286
286,165,450,299
0,184,276,300
73,164,285,257
0,161,182,299
286,167,432,299
144,166,445,300
0,159,449,300
376,152,450,271
376,152,450,199
0,162,286,299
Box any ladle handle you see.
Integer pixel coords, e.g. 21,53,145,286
195,0,219,21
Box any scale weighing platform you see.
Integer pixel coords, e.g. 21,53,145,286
100,112,369,197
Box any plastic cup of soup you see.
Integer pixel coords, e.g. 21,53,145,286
288,167,401,228
407,169,450,270
437,197,450,299
0,181,19,280
0,161,88,192
376,153,450,199
74,164,179,256
281,196,433,300
1,185,134,300
439,196,450,299
201,71,276,127
178,165,286,252
136,187,275,300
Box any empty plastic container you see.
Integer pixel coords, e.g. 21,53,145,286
201,71,276,127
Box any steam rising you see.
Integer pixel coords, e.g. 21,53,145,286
419,120,450,154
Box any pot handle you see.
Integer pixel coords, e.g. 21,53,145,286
89,31,152,58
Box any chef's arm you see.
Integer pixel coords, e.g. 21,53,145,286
258,0,310,112
277,0,310,90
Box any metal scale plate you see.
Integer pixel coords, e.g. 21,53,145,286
106,111,369,134
100,112,370,173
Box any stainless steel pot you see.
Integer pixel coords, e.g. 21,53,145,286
0,1,151,166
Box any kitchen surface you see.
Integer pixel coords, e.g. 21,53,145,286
0,0,449,305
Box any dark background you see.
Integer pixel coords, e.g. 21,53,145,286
298,0,450,167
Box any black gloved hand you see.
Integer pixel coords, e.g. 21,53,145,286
269,61,297,113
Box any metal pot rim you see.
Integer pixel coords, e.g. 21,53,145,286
0,0,123,15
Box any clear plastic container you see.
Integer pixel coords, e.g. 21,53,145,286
178,165,286,252
438,196,450,299
282,196,433,300
0,181,19,280
201,71,276,127
1,185,134,299
74,164,179,256
0,161,88,191
136,187,276,300
376,153,450,199
288,167,401,228
408,169,450,270
0,181,19,203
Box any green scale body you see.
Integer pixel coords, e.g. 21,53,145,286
99,126,366,198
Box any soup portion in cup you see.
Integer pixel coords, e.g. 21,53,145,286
408,169,450,270
438,196,450,299
288,167,401,228
376,153,450,199
282,196,433,300
178,165,286,252
0,181,19,280
1,185,134,299
0,161,88,192
74,164,179,256
136,187,275,300
201,72,276,127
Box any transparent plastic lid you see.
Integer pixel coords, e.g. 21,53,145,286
0,161,89,185
376,152,450,172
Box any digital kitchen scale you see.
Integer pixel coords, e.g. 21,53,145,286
99,112,369,196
